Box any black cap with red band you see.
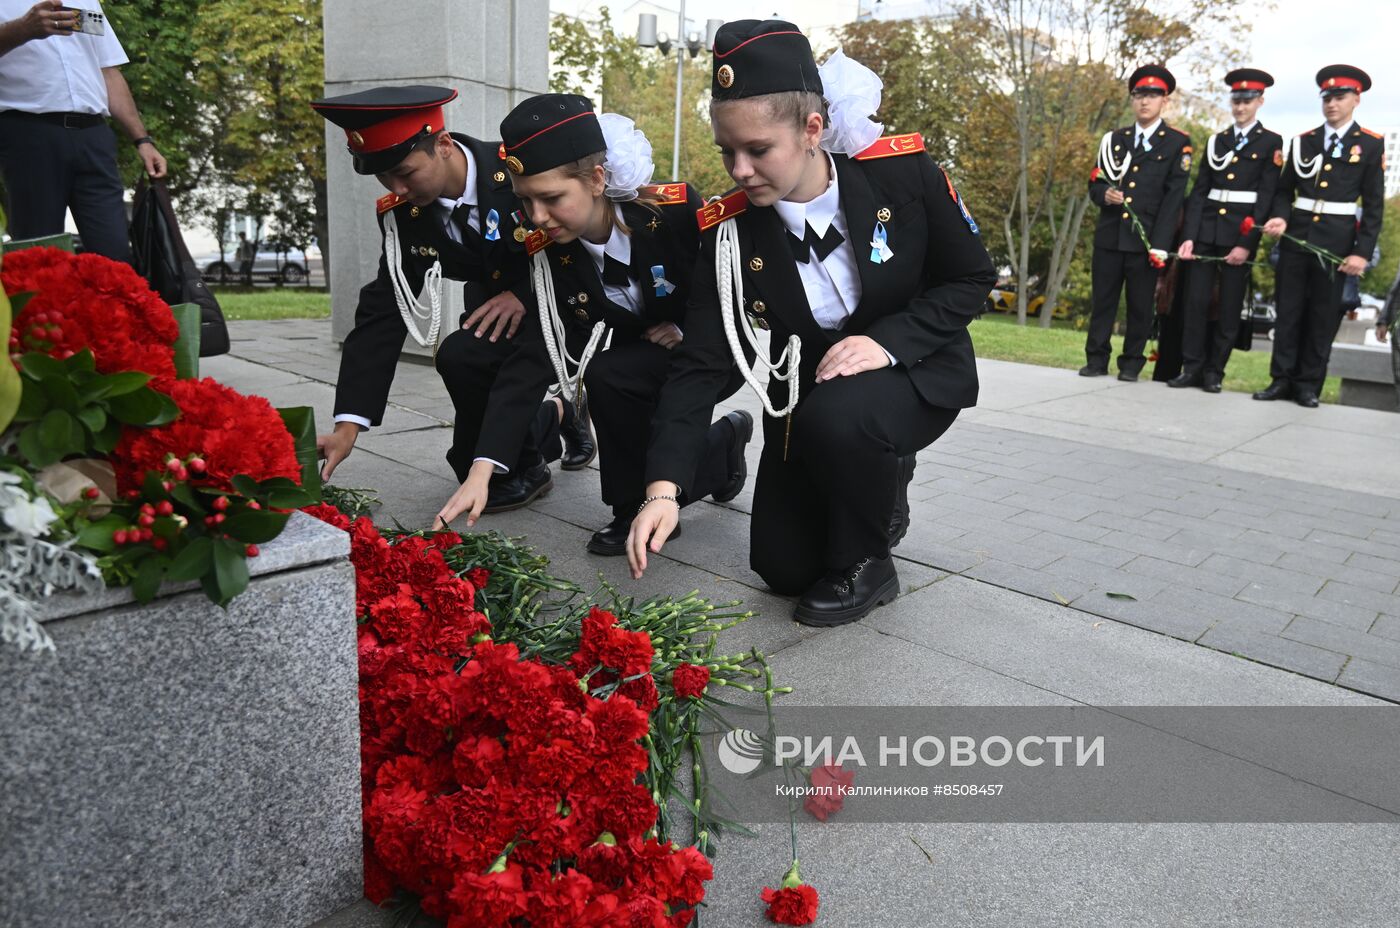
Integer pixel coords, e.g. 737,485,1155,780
311,85,457,175
499,93,604,177
1316,64,1371,97
710,19,821,101
1224,68,1274,99
1127,64,1175,95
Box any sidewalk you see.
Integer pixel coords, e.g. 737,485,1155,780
212,320,1400,928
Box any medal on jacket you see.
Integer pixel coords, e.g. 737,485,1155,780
484,208,501,241
869,221,894,264
651,264,675,297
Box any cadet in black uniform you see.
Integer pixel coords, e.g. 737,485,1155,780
434,94,752,551
1083,65,1192,382
1255,65,1385,408
310,87,591,505
1175,69,1283,392
626,22,996,627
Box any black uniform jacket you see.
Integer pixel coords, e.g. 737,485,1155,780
644,143,997,490
1089,122,1192,253
335,133,531,427
475,184,706,468
1183,123,1284,251
1269,123,1385,259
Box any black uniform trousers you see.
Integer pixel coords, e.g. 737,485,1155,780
435,328,555,482
0,113,131,262
1271,248,1347,393
1086,247,1157,374
751,367,959,596
1180,243,1251,378
585,340,740,518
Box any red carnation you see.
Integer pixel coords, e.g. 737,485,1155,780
1090,166,1102,182
672,663,710,699
111,377,300,492
1239,215,1256,235
761,862,819,925
1147,251,1166,269
804,763,855,822
302,503,352,531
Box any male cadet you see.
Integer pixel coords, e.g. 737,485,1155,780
1256,65,1384,408
1083,64,1192,382
311,86,592,503
1174,69,1283,392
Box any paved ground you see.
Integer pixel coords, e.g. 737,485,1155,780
213,320,1400,928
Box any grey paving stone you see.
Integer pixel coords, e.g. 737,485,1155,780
1235,583,1380,633
1316,580,1400,616
1235,529,1353,564
1276,553,1398,596
1336,658,1400,703
1009,492,1109,522
1071,591,1214,641
1101,531,1212,567
1042,474,1129,500
925,509,1040,543
1281,619,1400,671
1197,624,1348,682
1084,512,1180,541
1030,534,1136,569
1199,553,1328,595
1342,551,1400,583
1122,555,1248,598
962,558,1094,606
954,533,1062,571
1007,509,1113,542
922,492,1026,522
1207,508,1305,539
1142,508,1248,540
1307,530,1400,559
1371,614,1400,642
1040,556,1169,602
1150,587,1294,635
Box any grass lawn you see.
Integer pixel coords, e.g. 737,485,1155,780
215,288,331,321
969,311,1341,404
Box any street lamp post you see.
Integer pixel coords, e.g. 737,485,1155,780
638,11,724,180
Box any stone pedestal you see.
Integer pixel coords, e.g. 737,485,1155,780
322,0,550,357
0,513,362,928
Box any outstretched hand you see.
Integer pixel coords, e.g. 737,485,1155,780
316,422,362,481
626,498,679,579
435,463,495,530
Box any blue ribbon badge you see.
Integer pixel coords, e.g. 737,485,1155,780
651,264,676,297
869,221,894,264
484,208,501,241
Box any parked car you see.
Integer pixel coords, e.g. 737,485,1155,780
198,241,317,284
984,282,1068,320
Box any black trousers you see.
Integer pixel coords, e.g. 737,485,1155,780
1271,248,1347,393
585,339,739,518
1180,243,1251,378
0,114,131,262
750,367,959,596
1086,247,1158,374
435,328,553,482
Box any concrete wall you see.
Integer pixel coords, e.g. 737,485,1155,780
323,0,551,356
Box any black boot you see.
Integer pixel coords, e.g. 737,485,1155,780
793,555,899,627
559,395,596,471
1078,364,1109,377
1167,369,1202,388
482,462,553,513
711,410,754,503
587,511,680,556
889,454,916,547
1294,389,1319,408
1252,379,1292,401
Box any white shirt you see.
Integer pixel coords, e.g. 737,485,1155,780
1134,119,1163,151
0,1,127,115
1231,121,1258,143
578,208,644,314
435,141,480,239
772,156,862,331
1324,121,1354,154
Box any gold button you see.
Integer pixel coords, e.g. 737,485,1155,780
752,300,766,314
876,207,891,222
1313,215,1321,222
755,317,770,330
1324,163,1333,172
574,308,589,320
1218,208,1227,215
749,256,764,272
1226,173,1235,180
1231,157,1239,164
492,270,501,280
428,247,438,257
1124,196,1133,203
578,293,589,304
493,171,506,182
1251,153,1258,159
1131,165,1139,173
1128,182,1136,188
1320,181,1329,188
1121,212,1129,219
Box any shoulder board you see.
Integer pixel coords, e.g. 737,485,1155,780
1361,127,1383,140
1168,125,1190,137
640,182,688,205
376,192,404,214
1302,129,1317,137
525,229,551,256
854,132,925,160
697,189,748,231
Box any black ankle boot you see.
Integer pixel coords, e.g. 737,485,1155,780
559,395,596,470
793,555,899,627
889,454,916,546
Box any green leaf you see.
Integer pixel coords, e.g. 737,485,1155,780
1105,592,1137,602
222,509,290,544
21,421,62,466
18,352,64,381
9,291,34,315
76,515,127,553
131,556,167,603
3,232,74,254
91,417,124,453
14,378,46,421
211,537,251,606
165,536,214,582
76,405,107,433
231,474,261,499
81,369,152,402
38,408,85,455
277,406,321,501
170,303,202,379
108,387,178,426
66,349,96,372
170,483,201,510
267,487,315,510
39,372,80,412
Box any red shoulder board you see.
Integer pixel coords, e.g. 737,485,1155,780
1361,127,1383,140
525,228,552,256
376,192,404,214
640,182,688,205
854,132,925,160
696,189,748,231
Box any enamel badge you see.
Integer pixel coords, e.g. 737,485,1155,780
484,208,501,242
869,222,893,264
651,264,676,297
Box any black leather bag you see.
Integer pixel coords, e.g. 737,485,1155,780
130,178,230,356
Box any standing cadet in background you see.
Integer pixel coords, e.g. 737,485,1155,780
1082,65,1192,382
1256,65,1384,408
1174,69,1282,393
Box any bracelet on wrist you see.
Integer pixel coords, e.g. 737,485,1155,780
133,136,154,149
638,494,680,515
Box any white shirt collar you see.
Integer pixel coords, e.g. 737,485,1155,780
436,140,477,212
1135,119,1163,142
579,207,632,269
1325,121,1354,142
773,154,842,239
1232,121,1258,137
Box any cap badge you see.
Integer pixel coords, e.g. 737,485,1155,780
717,64,735,88
349,131,365,149
506,155,525,175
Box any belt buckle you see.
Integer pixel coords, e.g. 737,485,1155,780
62,113,82,129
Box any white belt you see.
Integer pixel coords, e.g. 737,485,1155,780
1293,197,1356,216
1207,189,1257,204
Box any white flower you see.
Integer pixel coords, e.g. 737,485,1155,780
598,113,655,201
2,492,58,538
819,48,884,156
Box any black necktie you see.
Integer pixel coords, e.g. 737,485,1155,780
602,253,631,287
1133,133,1145,154
788,221,844,264
1235,130,1247,149
451,203,482,247
1327,133,1341,158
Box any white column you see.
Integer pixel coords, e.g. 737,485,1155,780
322,0,550,354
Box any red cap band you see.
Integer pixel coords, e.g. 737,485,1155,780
1322,76,1363,93
345,106,444,153
1134,76,1169,92
1232,80,1267,91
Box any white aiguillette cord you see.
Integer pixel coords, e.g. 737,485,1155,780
532,250,606,405
382,209,443,349
1097,131,1133,185
715,217,801,455
1287,136,1323,180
